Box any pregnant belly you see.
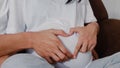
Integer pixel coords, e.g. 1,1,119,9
54,34,92,68
29,20,92,68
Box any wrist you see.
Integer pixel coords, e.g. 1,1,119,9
86,22,99,34
19,32,33,49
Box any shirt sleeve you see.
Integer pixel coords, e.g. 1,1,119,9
84,0,97,23
0,0,8,34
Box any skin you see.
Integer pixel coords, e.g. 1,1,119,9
0,29,73,65
28,29,73,63
69,22,99,58
0,22,99,66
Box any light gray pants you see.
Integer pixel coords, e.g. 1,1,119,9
1,52,120,68
1,54,54,68
89,52,120,68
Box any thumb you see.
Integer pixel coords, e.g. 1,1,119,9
69,28,79,35
73,40,82,58
51,29,69,37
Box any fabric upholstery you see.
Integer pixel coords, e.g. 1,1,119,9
97,19,120,58
89,0,120,58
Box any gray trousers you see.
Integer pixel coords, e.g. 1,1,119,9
89,52,120,68
1,52,120,68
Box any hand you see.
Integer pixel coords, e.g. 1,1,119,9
28,29,73,64
69,22,99,58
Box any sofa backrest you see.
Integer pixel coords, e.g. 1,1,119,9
89,0,108,22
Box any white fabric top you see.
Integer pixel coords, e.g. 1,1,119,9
0,0,97,34
0,0,97,68
31,21,93,68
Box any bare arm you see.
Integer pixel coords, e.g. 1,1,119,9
0,29,72,64
0,33,30,57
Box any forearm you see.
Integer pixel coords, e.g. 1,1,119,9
0,32,31,57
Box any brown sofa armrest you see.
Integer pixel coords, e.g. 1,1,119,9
96,19,120,58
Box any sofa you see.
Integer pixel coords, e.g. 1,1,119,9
89,0,120,58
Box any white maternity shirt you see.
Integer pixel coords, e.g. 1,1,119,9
0,0,97,68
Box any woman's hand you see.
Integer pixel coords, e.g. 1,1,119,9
69,22,99,58
27,29,73,64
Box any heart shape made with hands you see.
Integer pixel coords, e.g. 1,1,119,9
30,19,92,68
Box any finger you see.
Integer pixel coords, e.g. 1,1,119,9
50,53,61,62
51,29,69,37
54,49,68,62
90,45,95,51
73,40,82,58
69,28,78,35
45,57,54,64
87,43,92,51
80,41,88,53
57,42,73,59
88,41,96,51
90,40,97,51
69,28,75,35
48,38,70,61
45,42,65,62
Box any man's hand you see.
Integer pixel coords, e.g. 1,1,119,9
69,22,99,58
27,29,73,64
